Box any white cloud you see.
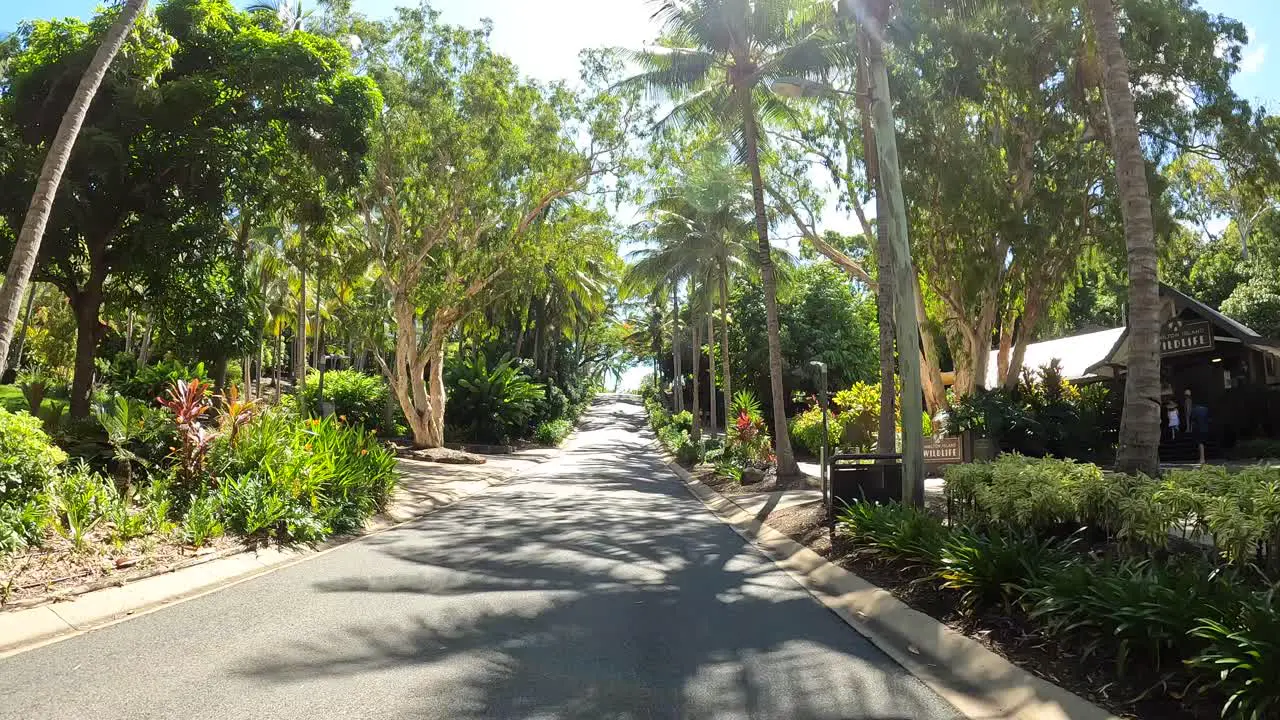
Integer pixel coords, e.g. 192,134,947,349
1241,44,1267,74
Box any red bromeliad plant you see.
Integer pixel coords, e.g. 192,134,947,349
729,409,772,465
158,379,218,489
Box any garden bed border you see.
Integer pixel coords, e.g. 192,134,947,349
653,443,1118,720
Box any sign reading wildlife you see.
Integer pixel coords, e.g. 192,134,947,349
923,436,964,464
1161,319,1214,357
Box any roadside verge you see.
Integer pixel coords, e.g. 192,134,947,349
656,448,1118,720
0,449,558,658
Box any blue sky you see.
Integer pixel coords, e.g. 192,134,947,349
3,1,1273,104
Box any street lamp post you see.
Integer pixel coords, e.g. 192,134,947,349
771,73,925,507
809,360,830,516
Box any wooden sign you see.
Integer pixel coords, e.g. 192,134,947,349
923,435,964,464
1161,320,1214,357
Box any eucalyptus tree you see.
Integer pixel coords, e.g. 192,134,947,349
626,0,846,477
353,7,637,448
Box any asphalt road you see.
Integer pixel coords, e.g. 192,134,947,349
0,396,959,720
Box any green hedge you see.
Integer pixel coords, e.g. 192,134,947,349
945,456,1280,568
836,499,1279,718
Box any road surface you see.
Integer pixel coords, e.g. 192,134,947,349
0,396,959,719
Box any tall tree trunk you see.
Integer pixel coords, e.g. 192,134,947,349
1088,0,1161,476
69,283,105,419
10,284,37,371
137,315,152,366
671,280,683,413
914,277,948,414
856,38,897,454
295,227,307,414
255,341,264,399
691,284,702,440
739,88,800,478
125,309,135,355
211,356,229,394
866,34,924,504
0,0,148,378
706,284,717,436
274,331,282,404
719,260,733,422
312,278,323,371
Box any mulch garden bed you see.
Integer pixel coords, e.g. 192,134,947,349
748,500,1218,719
1,530,243,610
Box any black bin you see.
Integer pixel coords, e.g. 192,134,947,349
829,453,902,505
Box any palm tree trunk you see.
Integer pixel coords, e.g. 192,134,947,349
274,330,283,404
671,280,683,413
312,278,323,371
866,33,924,504
739,89,800,477
706,283,717,436
1088,0,1161,476
10,284,37,371
125,309,135,355
295,227,308,414
256,340,264,399
691,290,702,440
855,38,896,455
719,260,733,422
0,0,148,378
138,315,152,366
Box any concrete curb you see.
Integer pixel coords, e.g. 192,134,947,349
0,449,562,659
653,446,1118,720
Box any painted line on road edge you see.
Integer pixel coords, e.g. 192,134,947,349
0,449,564,660
651,442,1117,720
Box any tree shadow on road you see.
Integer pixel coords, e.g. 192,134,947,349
233,397,955,719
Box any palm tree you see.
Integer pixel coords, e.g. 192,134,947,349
0,0,149,378
647,155,756,434
627,0,842,477
1086,0,1160,476
246,0,313,32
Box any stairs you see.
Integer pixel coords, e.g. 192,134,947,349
1159,435,1218,463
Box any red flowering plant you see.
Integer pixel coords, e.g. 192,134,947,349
726,391,772,465
158,379,219,490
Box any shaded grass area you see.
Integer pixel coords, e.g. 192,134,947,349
0,384,66,417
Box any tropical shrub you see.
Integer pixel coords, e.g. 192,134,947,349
47,464,112,549
299,369,388,430
727,390,772,464
835,501,948,567
215,411,397,541
1189,589,1280,720
182,493,224,548
119,359,209,402
788,405,842,456
946,362,1116,462
0,499,45,553
534,419,573,446
938,528,1070,614
0,408,68,505
444,354,546,443
1027,556,1248,678
94,395,175,489
158,379,220,491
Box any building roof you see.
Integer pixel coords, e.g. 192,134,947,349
985,327,1124,388
982,285,1280,387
